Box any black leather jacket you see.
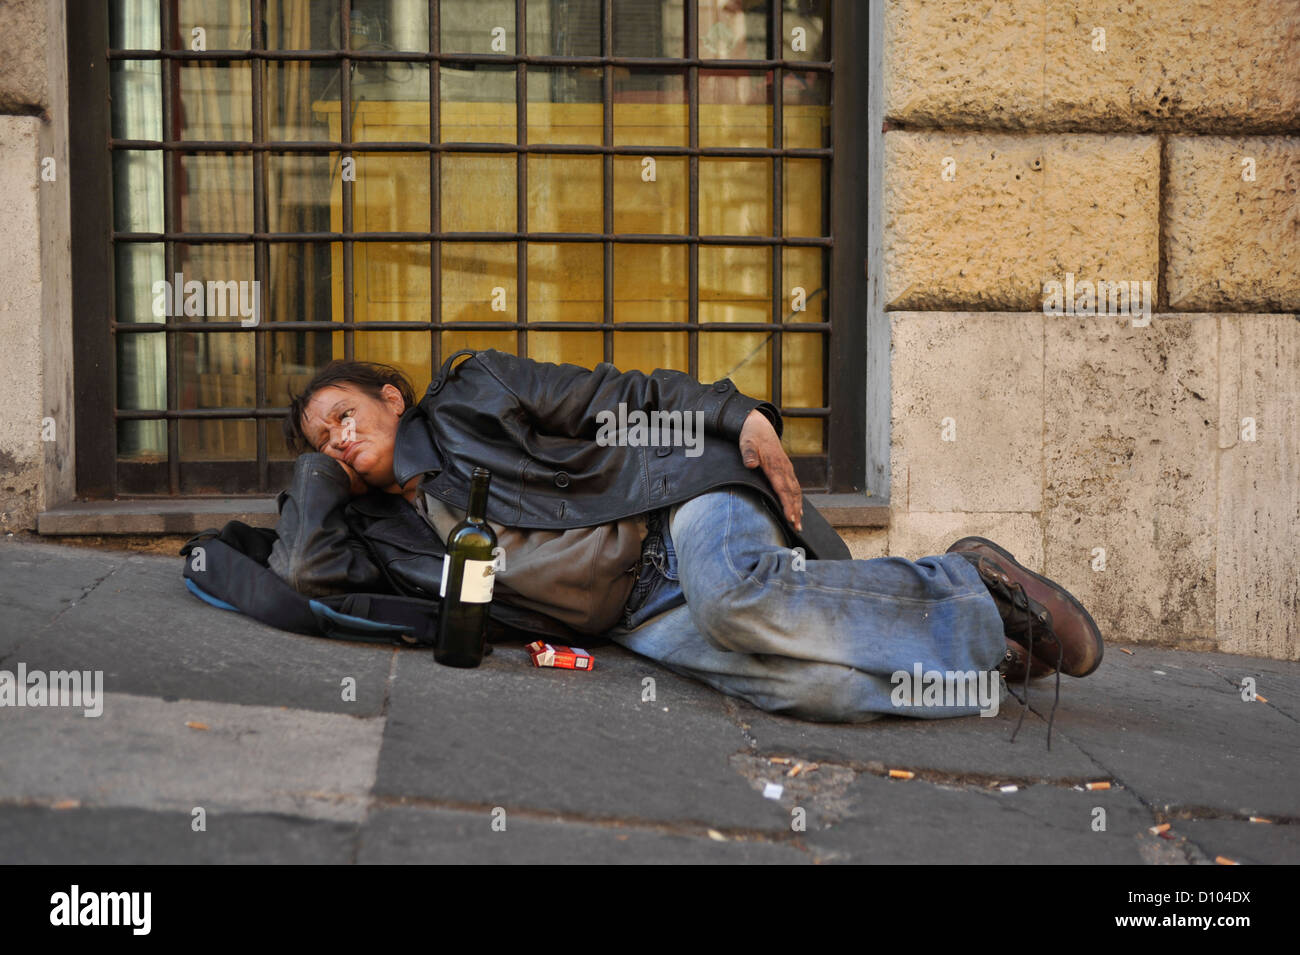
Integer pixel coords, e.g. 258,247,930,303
269,348,851,642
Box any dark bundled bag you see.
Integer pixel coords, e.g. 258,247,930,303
180,520,447,646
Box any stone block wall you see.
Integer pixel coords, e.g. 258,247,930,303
0,0,72,532
879,0,1299,659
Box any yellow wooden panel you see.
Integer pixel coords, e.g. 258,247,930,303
699,102,771,149
699,245,770,324
783,104,830,150
335,329,431,395
441,101,515,144
355,107,430,143
781,331,825,408
781,246,827,323
612,103,688,147
700,158,771,235
528,243,602,322
355,243,431,327
612,156,687,234
529,331,605,370
441,329,517,356
612,245,687,323
782,418,824,456
700,332,770,400
527,102,603,146
783,158,826,237
355,153,430,232
528,155,602,232
442,154,516,232
442,242,515,321
614,331,687,373
309,99,831,389
781,330,826,454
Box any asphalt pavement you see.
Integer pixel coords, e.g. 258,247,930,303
0,535,1296,864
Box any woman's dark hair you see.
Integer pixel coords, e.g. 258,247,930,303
282,361,418,454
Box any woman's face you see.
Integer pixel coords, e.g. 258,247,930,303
299,383,405,490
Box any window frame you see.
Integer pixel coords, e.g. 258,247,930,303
68,0,868,498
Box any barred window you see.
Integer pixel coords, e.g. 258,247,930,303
78,0,863,496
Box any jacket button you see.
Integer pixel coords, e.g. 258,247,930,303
553,471,570,488
713,381,729,393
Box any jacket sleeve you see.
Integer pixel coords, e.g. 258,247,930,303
469,349,783,443
268,452,386,597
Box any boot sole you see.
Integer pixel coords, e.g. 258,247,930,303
948,536,1105,677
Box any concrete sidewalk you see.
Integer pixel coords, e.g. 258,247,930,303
0,535,1295,864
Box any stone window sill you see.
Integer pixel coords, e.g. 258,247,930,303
37,492,889,536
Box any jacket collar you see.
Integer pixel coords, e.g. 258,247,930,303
392,405,442,486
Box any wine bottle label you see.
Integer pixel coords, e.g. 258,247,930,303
460,559,496,603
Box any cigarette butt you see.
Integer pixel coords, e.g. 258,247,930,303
1085,781,1111,791
1255,695,1268,703
769,757,791,765
999,785,1019,793
1120,648,1135,655
888,769,915,780
788,763,803,777
52,799,80,810
706,829,727,842
1215,856,1239,866
185,721,209,731
1150,823,1171,834
804,763,819,774
1249,816,1272,824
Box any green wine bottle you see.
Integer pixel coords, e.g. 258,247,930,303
434,467,498,668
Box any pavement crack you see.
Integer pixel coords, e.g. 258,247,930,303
751,750,1114,793
1054,734,1199,864
1204,665,1299,725
356,648,400,863
1161,806,1297,826
722,697,758,749
369,794,799,846
379,647,400,719
2,559,126,662
51,561,124,626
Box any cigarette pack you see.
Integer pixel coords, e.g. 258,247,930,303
525,641,594,671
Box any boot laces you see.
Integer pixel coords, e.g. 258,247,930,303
1004,578,1063,750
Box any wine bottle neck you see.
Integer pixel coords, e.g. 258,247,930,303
466,473,491,523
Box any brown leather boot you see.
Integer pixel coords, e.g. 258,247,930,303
997,639,1055,682
948,537,1104,678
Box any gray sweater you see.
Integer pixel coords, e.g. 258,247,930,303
413,489,650,636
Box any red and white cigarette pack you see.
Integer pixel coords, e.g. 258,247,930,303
525,641,594,671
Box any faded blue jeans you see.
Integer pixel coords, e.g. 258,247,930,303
607,486,1007,722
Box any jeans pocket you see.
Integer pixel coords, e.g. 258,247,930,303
659,510,680,582
623,510,674,625
623,516,688,629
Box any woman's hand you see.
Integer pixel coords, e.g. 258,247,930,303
738,409,803,532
